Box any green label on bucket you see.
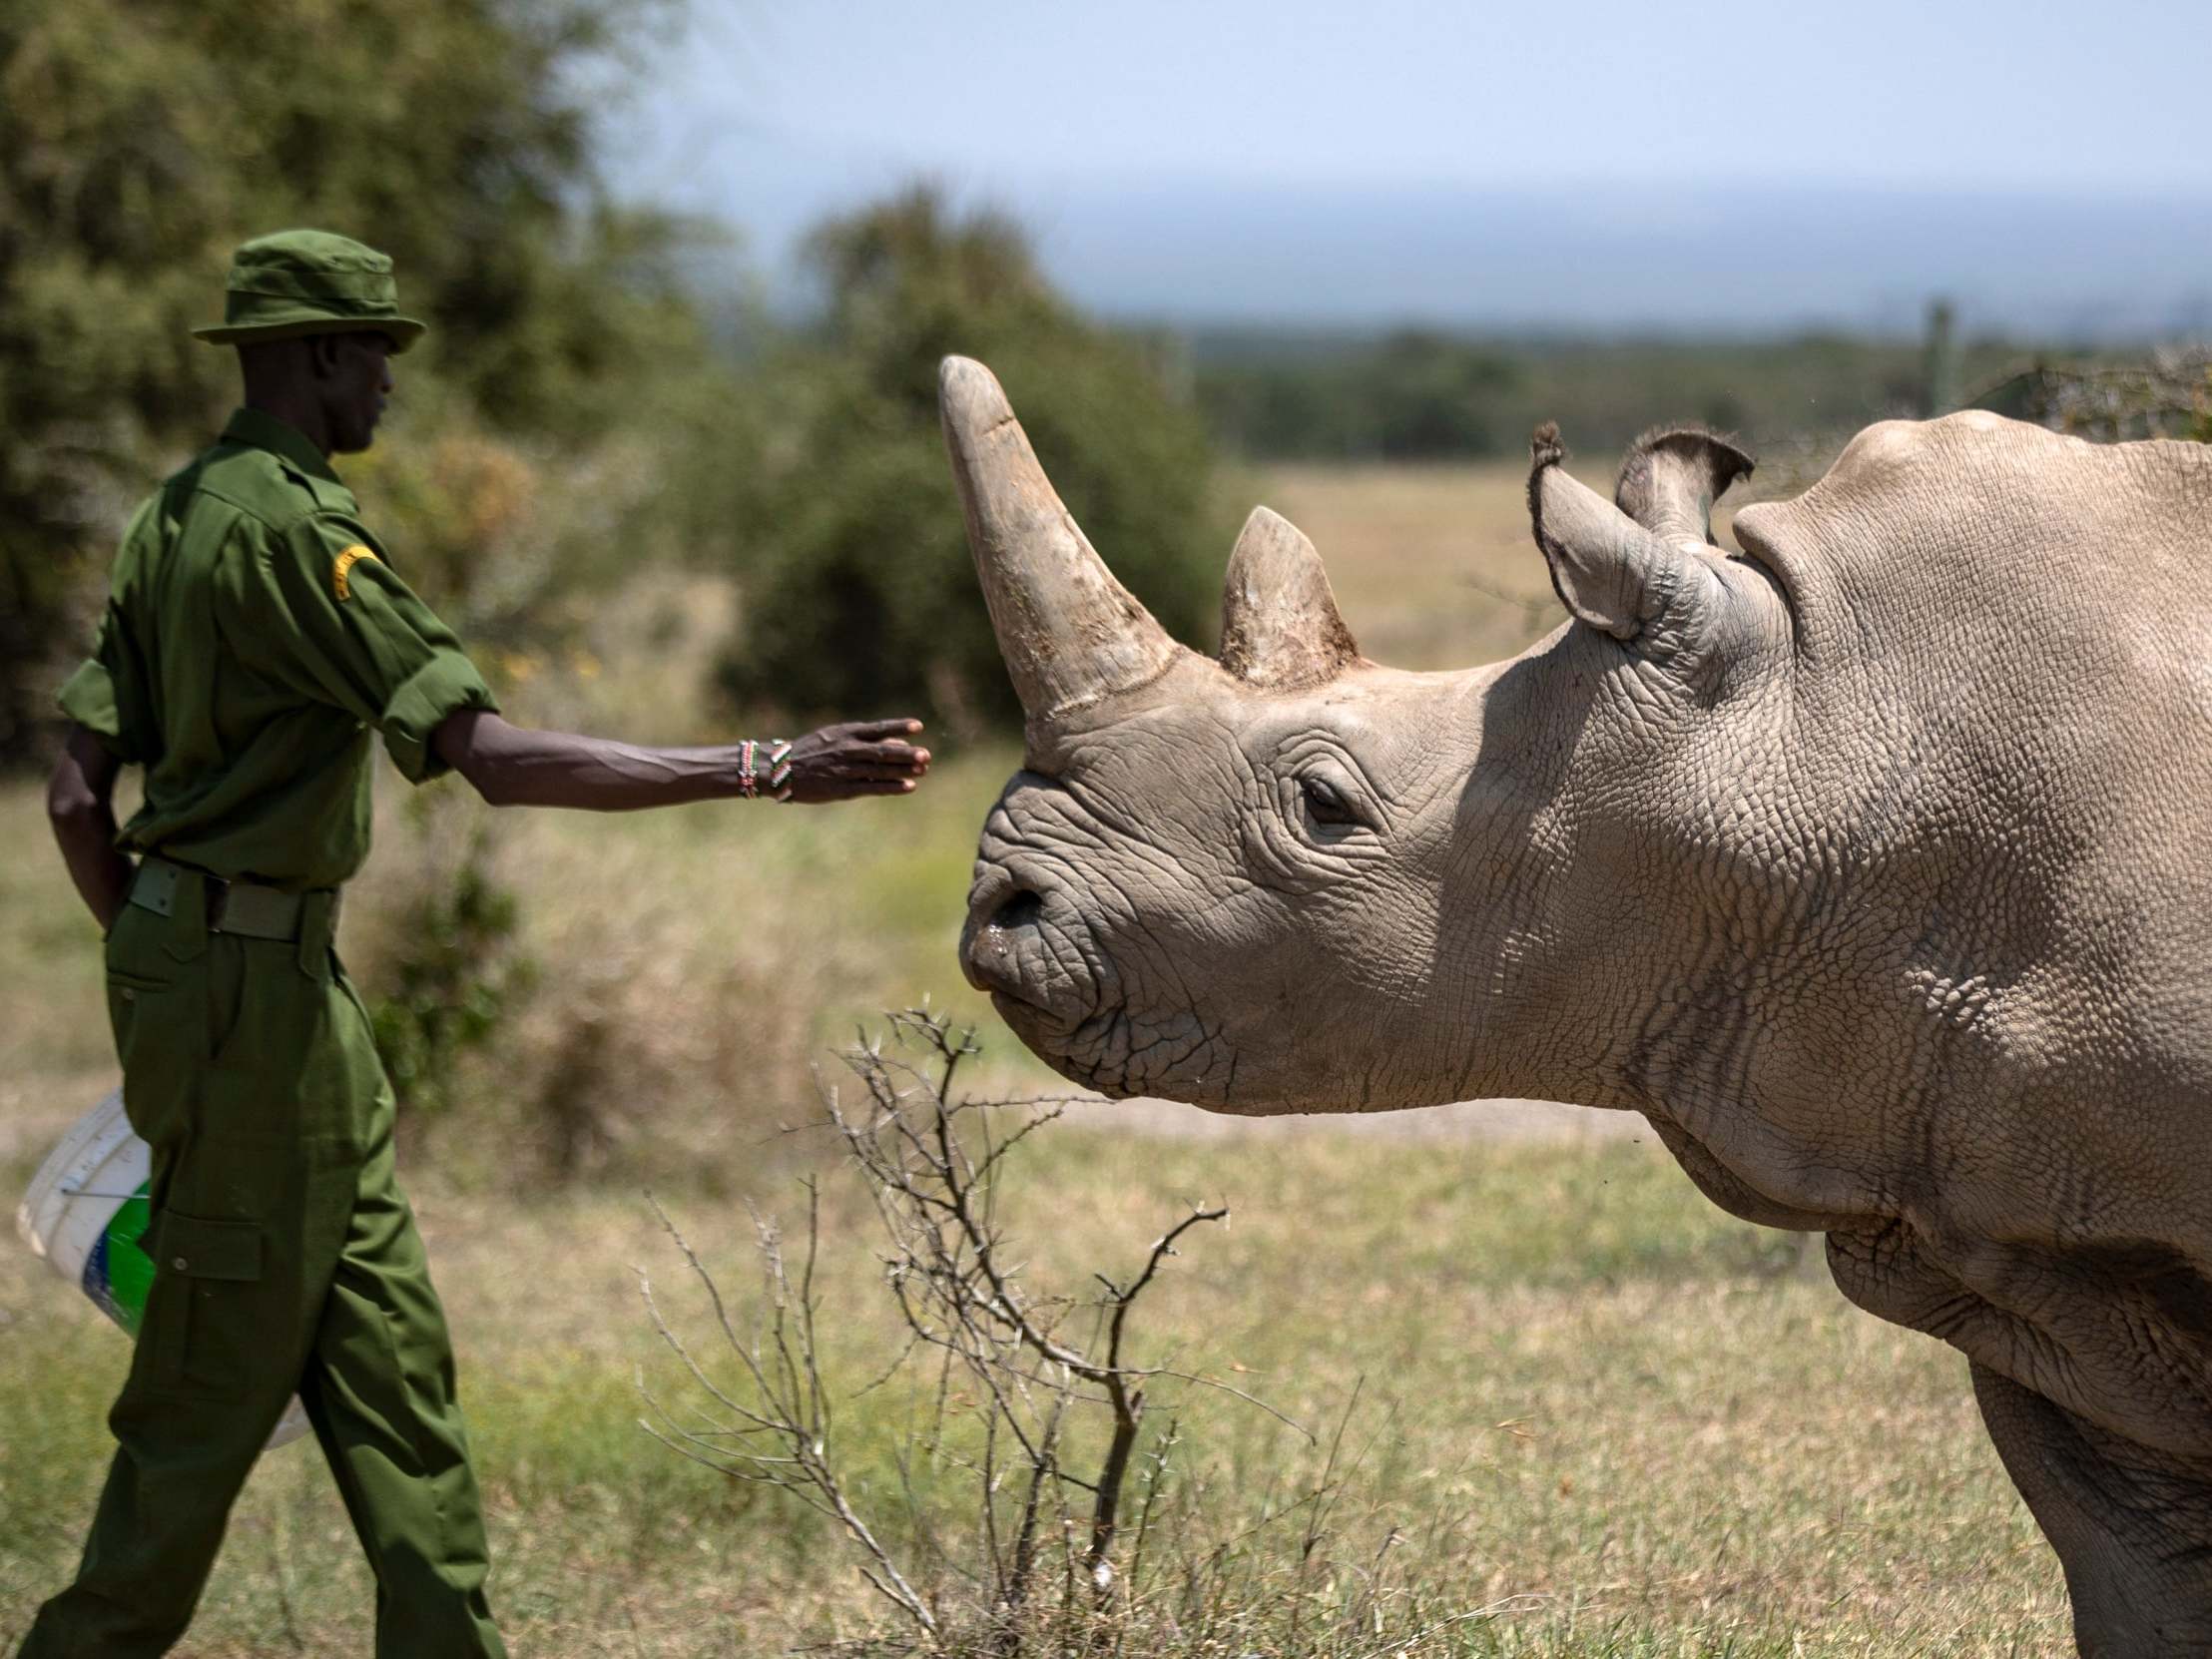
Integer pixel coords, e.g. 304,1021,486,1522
83,1182,155,1336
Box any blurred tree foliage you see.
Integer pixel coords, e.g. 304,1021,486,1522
1196,329,1522,459
0,0,715,765
366,798,538,1123
716,187,1229,737
1970,348,2212,444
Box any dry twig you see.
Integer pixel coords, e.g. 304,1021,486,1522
638,1008,1290,1651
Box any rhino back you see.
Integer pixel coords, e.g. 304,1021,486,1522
1716,415,2212,1450
1729,413,2212,1064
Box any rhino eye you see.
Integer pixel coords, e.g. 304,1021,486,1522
1300,774,1359,827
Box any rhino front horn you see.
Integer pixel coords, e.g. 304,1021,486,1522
939,356,1184,724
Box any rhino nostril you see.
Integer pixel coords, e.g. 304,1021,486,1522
964,886,1050,1003
991,889,1044,932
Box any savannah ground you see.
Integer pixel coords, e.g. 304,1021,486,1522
0,462,2069,1654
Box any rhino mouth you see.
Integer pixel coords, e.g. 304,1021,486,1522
961,862,1111,1034
960,864,1225,1104
962,866,1237,1105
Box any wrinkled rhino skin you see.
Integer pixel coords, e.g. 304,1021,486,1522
942,354,2212,1655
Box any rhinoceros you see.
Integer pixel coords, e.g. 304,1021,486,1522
939,354,2212,1654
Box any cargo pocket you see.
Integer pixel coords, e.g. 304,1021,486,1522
141,1213,266,1396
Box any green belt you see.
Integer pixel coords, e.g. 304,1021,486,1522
127,855,340,942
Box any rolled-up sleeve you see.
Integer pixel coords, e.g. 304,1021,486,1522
231,512,498,783
56,611,144,762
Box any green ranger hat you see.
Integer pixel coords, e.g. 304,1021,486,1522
192,229,427,353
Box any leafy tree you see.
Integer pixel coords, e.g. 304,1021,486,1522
0,0,703,764
717,187,1230,737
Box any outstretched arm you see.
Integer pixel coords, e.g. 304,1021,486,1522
48,725,132,931
432,710,931,811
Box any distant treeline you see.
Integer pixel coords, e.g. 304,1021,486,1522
1184,326,2050,460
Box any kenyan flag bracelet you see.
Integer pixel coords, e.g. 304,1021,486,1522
738,739,796,802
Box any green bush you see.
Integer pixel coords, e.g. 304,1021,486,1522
363,796,537,1122
716,188,1230,737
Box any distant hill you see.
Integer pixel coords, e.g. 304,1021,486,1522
1043,183,2212,342
720,177,2212,344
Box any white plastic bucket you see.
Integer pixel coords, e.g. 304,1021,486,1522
16,1089,311,1450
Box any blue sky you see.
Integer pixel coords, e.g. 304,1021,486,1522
608,2,2212,334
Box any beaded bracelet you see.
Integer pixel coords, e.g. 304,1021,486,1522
737,739,795,801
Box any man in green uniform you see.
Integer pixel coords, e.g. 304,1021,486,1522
28,230,933,1658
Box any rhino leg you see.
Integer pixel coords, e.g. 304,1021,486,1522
1971,1362,2212,1657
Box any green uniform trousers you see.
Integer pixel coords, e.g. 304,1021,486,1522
20,874,505,1658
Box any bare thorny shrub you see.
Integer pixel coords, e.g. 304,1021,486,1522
637,1009,1243,1650
637,1011,1541,1656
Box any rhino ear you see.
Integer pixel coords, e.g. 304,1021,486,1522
1614,425,1755,547
1219,507,1362,689
1526,422,1727,645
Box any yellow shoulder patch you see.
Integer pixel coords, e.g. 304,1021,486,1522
331,545,379,602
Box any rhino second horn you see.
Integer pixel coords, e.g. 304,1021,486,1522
938,356,1184,722
1218,507,1362,689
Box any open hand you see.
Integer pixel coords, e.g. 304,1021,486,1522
777,719,931,804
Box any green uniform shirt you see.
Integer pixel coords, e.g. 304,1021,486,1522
58,407,496,890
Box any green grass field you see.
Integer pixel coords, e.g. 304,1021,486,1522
0,461,2072,1655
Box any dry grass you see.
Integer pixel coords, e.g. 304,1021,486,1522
1250,461,1570,672
0,459,2069,1654
0,1115,2069,1654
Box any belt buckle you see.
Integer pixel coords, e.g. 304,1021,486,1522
132,857,181,917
